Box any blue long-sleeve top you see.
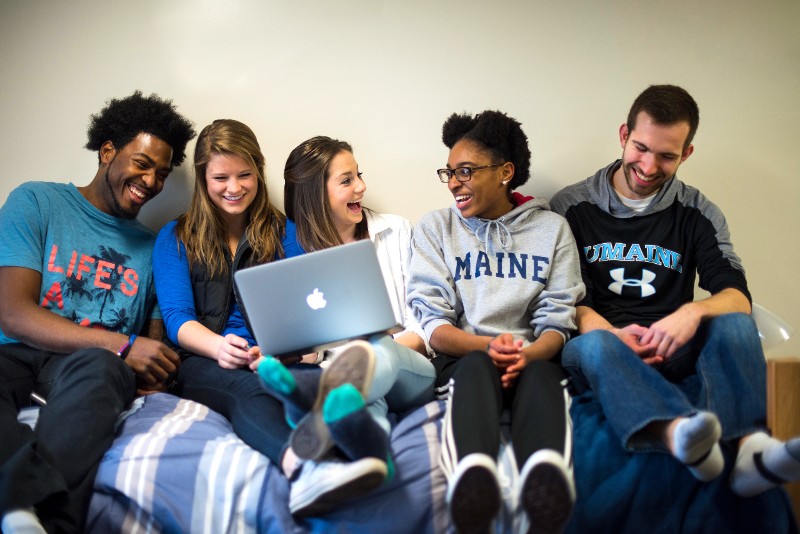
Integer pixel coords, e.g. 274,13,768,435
152,219,304,347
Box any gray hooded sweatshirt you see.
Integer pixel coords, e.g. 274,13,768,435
406,196,585,350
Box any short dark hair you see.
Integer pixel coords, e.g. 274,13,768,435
627,85,699,149
85,91,196,167
442,110,531,189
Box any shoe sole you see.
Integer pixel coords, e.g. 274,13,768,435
449,464,501,534
290,341,376,460
520,458,574,534
290,458,387,517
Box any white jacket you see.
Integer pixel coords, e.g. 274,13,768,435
367,210,433,356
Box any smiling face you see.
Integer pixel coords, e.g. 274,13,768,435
325,150,366,242
446,139,514,220
205,152,258,226
614,111,694,200
97,133,173,219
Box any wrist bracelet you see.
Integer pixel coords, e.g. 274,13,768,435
117,334,137,360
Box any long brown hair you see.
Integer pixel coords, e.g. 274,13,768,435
283,136,369,251
175,119,286,276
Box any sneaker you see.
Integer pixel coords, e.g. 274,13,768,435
289,457,388,517
1,509,47,534
518,449,575,534
447,453,501,534
290,340,376,460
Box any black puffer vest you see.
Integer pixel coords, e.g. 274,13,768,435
179,236,259,359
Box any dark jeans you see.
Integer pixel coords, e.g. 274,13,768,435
171,356,294,465
0,343,135,533
435,351,571,469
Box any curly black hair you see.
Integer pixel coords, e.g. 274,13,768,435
85,91,196,167
442,110,531,189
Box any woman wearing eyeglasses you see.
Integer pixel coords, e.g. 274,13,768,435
406,110,585,533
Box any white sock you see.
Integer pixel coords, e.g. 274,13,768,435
1,509,47,534
731,432,800,497
672,412,724,482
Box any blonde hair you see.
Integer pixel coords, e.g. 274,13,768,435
175,119,286,276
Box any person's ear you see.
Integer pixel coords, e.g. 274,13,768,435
681,144,694,163
619,123,629,148
99,141,117,165
500,162,514,186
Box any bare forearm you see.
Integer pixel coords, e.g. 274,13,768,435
0,266,131,353
141,319,167,342
176,320,224,360
521,330,565,363
575,305,614,334
430,324,493,357
1,301,128,354
680,288,751,322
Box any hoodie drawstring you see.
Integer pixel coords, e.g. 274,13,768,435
474,218,512,252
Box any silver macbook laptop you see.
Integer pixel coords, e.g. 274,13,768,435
234,239,401,361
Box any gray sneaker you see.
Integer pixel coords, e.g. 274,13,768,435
289,456,387,517
290,340,376,460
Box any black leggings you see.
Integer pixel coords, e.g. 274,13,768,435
435,351,571,468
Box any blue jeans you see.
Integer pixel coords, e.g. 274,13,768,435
363,334,436,434
561,313,767,452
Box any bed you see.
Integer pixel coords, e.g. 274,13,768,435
85,393,448,534
83,385,798,534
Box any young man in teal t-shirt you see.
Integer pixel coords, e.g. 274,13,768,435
0,92,195,533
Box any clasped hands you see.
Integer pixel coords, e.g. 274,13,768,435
486,333,527,389
610,306,701,365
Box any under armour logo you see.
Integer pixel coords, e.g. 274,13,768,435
608,268,656,297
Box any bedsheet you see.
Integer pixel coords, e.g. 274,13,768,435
567,390,799,533
87,393,448,534
86,391,798,533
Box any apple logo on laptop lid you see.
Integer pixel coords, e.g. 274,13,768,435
306,288,327,310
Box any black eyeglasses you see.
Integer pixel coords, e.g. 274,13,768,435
436,163,505,183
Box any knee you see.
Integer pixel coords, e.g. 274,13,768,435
520,359,565,384
61,348,135,390
707,313,759,346
64,347,123,373
457,351,495,375
711,312,756,332
449,351,502,402
451,351,499,387
562,330,619,367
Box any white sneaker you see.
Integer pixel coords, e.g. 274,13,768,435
1,509,47,534
518,449,575,534
289,457,387,517
447,453,501,534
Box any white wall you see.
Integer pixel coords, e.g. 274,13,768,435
2,0,799,356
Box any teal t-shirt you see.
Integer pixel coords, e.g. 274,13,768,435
0,182,160,344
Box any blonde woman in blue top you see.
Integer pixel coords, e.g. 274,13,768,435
153,120,386,516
